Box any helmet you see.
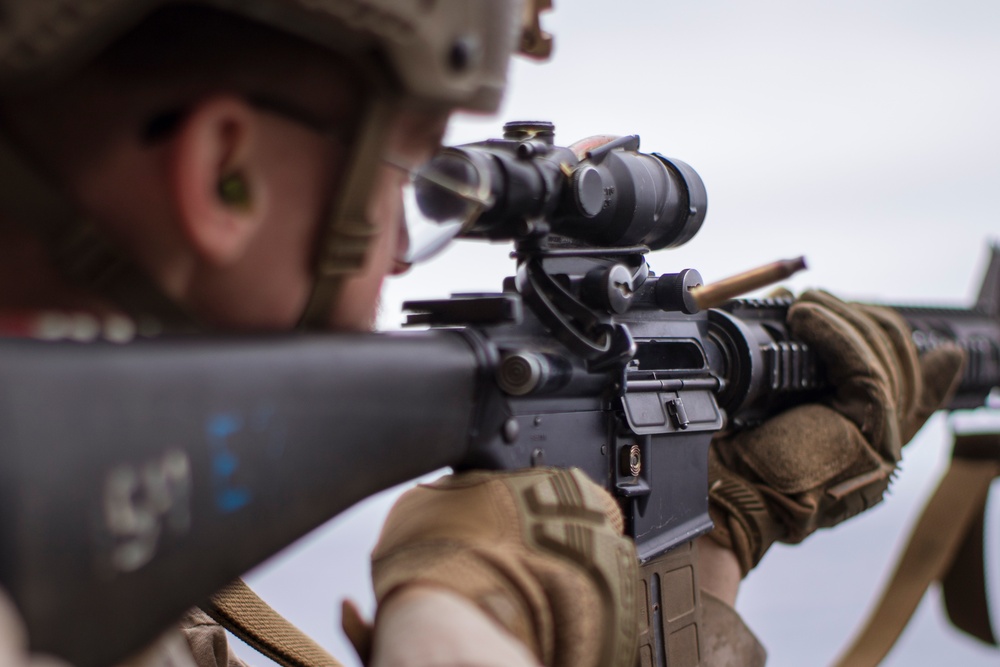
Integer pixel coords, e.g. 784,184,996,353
0,0,516,112
0,0,541,329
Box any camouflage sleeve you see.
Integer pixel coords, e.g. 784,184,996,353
700,592,766,667
178,610,251,667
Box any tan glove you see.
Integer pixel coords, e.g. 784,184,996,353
708,290,965,575
368,468,638,667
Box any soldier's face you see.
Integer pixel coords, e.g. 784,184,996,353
115,93,447,332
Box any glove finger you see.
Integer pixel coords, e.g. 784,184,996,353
722,404,884,495
341,599,373,665
588,480,626,535
793,290,903,402
788,296,900,460
788,295,882,385
856,304,922,422
901,345,966,442
709,404,891,572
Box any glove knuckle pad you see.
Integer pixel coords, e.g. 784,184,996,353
373,469,639,667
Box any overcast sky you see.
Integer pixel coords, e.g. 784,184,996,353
237,2,1000,665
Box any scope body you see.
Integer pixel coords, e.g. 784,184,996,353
418,122,707,251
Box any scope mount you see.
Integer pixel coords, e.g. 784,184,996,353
514,243,650,372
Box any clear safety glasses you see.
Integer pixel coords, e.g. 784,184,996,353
385,147,495,265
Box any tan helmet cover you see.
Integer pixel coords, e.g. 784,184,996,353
0,0,520,112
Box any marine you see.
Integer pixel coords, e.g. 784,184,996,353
0,1,963,665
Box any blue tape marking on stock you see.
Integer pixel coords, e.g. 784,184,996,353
217,488,252,513
212,451,238,477
209,414,240,439
207,413,251,513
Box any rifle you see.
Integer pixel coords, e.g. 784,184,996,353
1,122,997,667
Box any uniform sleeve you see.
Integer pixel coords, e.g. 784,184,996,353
178,609,251,667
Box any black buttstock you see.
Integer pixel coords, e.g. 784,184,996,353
0,332,486,667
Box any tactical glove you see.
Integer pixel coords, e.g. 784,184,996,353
367,468,638,667
708,290,965,575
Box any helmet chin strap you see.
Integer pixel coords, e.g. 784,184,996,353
297,94,394,330
0,131,201,333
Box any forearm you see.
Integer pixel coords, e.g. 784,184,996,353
371,586,540,667
696,536,741,607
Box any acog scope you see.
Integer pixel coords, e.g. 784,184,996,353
405,121,707,257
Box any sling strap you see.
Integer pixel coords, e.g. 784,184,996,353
203,578,344,667
832,432,1000,667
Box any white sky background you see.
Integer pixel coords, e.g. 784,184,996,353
237,2,1000,665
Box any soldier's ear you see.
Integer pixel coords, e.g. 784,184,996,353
168,95,268,266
